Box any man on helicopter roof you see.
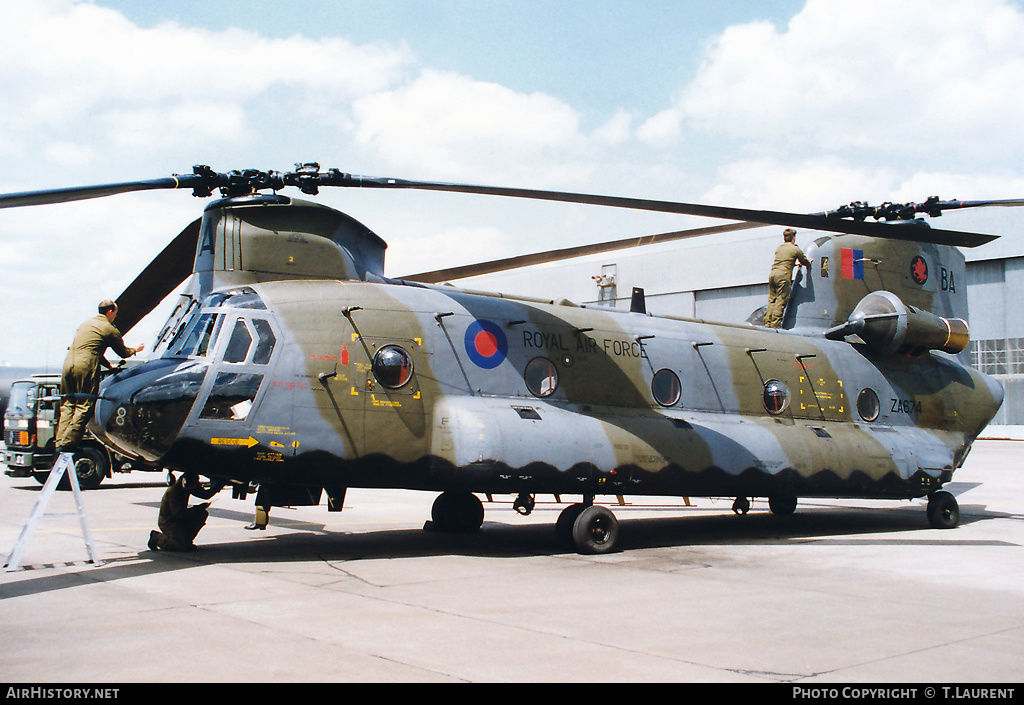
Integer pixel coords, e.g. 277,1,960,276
764,228,811,328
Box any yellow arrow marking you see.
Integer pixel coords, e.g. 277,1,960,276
211,436,259,448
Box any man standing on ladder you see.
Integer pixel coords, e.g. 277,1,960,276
55,300,145,453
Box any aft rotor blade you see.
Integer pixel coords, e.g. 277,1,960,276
341,175,998,248
114,218,201,334
0,176,208,209
949,198,1024,208
404,221,765,283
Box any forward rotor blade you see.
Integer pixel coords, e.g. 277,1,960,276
114,219,201,335
341,175,998,248
0,176,206,209
404,221,765,283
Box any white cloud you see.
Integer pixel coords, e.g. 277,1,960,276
352,69,591,183
698,157,1024,228
700,157,901,211
591,110,634,145
384,224,512,278
0,0,416,176
647,0,1024,164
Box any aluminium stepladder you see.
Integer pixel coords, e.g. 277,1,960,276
4,453,97,571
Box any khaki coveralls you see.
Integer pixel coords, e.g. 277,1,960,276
55,315,137,448
149,476,218,552
764,242,811,328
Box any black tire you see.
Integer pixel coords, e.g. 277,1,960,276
769,495,798,515
732,496,751,515
430,492,484,533
429,492,454,530
57,446,108,491
927,491,959,529
555,503,587,547
571,505,619,554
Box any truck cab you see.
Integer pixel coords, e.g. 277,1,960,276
3,374,145,489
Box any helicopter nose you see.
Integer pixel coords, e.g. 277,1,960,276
92,359,209,462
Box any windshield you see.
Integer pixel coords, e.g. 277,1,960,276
6,382,35,417
171,312,224,358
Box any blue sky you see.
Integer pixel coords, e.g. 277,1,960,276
97,1,802,117
2,0,1023,367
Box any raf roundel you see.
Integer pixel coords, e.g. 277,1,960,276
464,319,508,369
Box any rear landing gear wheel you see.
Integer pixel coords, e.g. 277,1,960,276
927,490,959,529
571,505,619,554
732,496,750,515
769,495,798,515
556,503,587,548
429,491,485,533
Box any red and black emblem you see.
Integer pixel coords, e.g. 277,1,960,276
910,255,928,285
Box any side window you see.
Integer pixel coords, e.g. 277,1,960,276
39,385,59,412
652,369,681,407
763,379,791,415
252,319,276,365
223,318,253,364
525,357,559,398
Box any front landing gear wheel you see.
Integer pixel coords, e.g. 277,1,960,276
571,505,619,554
927,490,960,529
732,496,751,515
428,492,485,533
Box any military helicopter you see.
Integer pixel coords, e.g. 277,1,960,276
0,164,1014,554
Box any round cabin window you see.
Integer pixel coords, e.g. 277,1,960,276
763,379,790,415
652,369,681,407
525,357,559,398
372,345,414,389
857,388,880,422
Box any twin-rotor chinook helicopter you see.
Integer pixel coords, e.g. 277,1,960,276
1,164,1014,554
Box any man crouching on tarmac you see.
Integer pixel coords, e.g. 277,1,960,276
148,473,225,552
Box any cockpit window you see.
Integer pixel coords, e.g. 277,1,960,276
229,291,267,310
252,319,276,365
202,288,266,310
223,318,252,364
174,312,224,358
217,317,275,365
200,372,264,421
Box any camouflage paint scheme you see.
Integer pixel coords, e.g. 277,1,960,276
88,195,1003,550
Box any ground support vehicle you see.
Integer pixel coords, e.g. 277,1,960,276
3,374,148,489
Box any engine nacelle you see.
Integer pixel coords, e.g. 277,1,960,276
826,291,969,357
